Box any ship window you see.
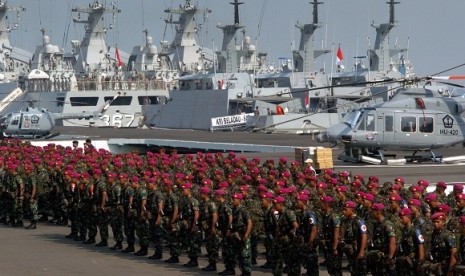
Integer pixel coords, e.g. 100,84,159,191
385,115,393,132
70,97,99,106
138,96,160,105
103,96,132,106
56,97,65,107
419,117,434,133
401,116,416,132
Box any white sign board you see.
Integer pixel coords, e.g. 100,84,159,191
211,113,254,128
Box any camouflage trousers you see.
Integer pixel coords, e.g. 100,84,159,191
0,191,8,220
164,217,179,257
263,234,274,265
124,211,136,245
11,195,23,222
97,208,109,242
109,207,124,242
233,236,252,275
177,221,201,259
343,244,367,276
86,206,98,238
272,236,302,276
302,246,319,276
149,220,163,254
136,218,150,247
24,199,39,221
76,206,88,238
204,229,220,263
222,234,236,270
367,250,394,276
68,204,78,236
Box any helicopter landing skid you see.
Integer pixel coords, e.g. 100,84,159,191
404,150,442,164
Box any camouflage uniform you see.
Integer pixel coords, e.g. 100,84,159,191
83,182,98,244
396,224,425,275
134,185,149,255
178,195,201,262
244,196,262,264
296,209,319,276
229,203,252,275
342,214,368,276
122,184,136,251
24,172,39,227
321,209,343,276
94,179,109,245
147,187,165,258
429,227,456,275
163,190,180,259
108,182,124,249
263,204,277,268
200,198,219,266
217,199,234,272
367,218,397,275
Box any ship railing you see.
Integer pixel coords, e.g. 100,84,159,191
76,79,172,91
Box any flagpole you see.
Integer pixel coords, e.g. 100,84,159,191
330,43,335,77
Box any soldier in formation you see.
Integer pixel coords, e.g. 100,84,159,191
2,139,465,275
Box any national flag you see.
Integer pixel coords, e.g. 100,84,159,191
115,47,123,68
336,45,344,64
304,91,309,109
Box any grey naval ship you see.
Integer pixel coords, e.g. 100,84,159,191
0,0,212,128
143,0,415,133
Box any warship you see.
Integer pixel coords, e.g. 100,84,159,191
0,0,212,128
252,0,414,134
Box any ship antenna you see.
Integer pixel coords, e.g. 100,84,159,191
388,0,400,26
231,0,244,25
312,0,323,25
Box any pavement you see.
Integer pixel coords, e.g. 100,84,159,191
0,222,344,275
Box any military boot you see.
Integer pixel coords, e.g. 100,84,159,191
122,243,135,253
183,258,198,267
95,240,108,247
164,255,179,263
218,268,235,276
83,237,96,244
134,246,148,256
202,263,217,271
148,251,163,260
65,232,78,239
25,220,37,230
110,241,123,250
12,220,23,227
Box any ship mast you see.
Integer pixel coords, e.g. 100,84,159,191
369,0,406,73
0,1,25,49
164,0,211,73
293,0,330,73
72,1,121,74
216,0,246,73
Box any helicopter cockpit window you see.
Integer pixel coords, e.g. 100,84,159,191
366,114,375,131
11,116,19,125
419,117,434,133
343,110,362,128
401,116,416,132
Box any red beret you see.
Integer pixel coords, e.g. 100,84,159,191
273,196,286,204
353,175,364,180
296,194,309,201
371,203,384,211
363,193,375,202
459,216,465,225
368,183,379,189
200,187,211,194
343,201,357,209
337,186,348,193
395,177,405,183
181,182,192,189
339,171,349,177
454,184,464,191
232,193,243,200
431,212,446,221
317,182,327,189
282,171,291,178
369,176,379,182
437,181,447,189
438,204,451,214
457,194,465,201
321,196,333,204
203,179,213,186
389,195,402,202
260,192,274,199
214,189,226,196
239,185,249,192
218,181,229,188
424,193,438,202
418,180,429,187
351,180,362,188
409,185,424,192
398,208,412,217
279,157,287,163
408,199,421,207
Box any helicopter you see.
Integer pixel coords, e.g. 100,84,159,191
316,80,465,163
0,93,121,138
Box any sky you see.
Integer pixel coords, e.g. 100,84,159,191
6,0,465,78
